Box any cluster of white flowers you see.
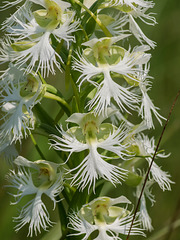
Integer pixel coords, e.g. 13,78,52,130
0,0,173,239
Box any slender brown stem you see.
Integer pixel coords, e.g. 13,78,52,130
126,89,180,240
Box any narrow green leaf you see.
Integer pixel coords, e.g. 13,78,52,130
71,96,79,113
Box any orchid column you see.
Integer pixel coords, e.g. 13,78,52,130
0,0,173,239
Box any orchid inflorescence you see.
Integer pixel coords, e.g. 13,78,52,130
0,0,174,239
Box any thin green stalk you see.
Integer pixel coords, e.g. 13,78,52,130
65,46,73,91
38,72,47,84
30,134,46,159
44,92,71,116
73,0,112,37
65,46,80,111
79,23,89,41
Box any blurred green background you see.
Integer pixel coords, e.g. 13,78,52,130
0,0,180,239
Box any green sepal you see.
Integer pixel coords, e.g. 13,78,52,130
67,126,85,142
67,123,116,143
33,10,52,28
100,1,133,12
113,4,133,12
104,207,130,224
97,14,114,29
83,44,125,66
97,123,115,141
83,47,97,65
124,74,140,86
125,171,143,187
44,84,63,97
106,46,125,65
11,41,36,51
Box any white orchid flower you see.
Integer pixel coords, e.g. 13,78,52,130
68,196,145,240
50,109,130,191
0,67,45,143
135,134,174,191
73,37,151,115
6,156,64,236
2,0,79,76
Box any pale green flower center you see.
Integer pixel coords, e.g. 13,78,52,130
39,167,51,182
83,39,125,67
84,120,98,143
80,197,130,227
93,203,109,226
34,0,62,30
20,74,40,98
33,161,57,189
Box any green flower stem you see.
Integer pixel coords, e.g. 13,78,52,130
30,134,46,159
56,195,68,239
70,76,80,111
79,23,89,41
65,47,80,111
65,46,73,91
73,0,112,37
38,72,47,84
45,83,63,95
44,91,71,116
